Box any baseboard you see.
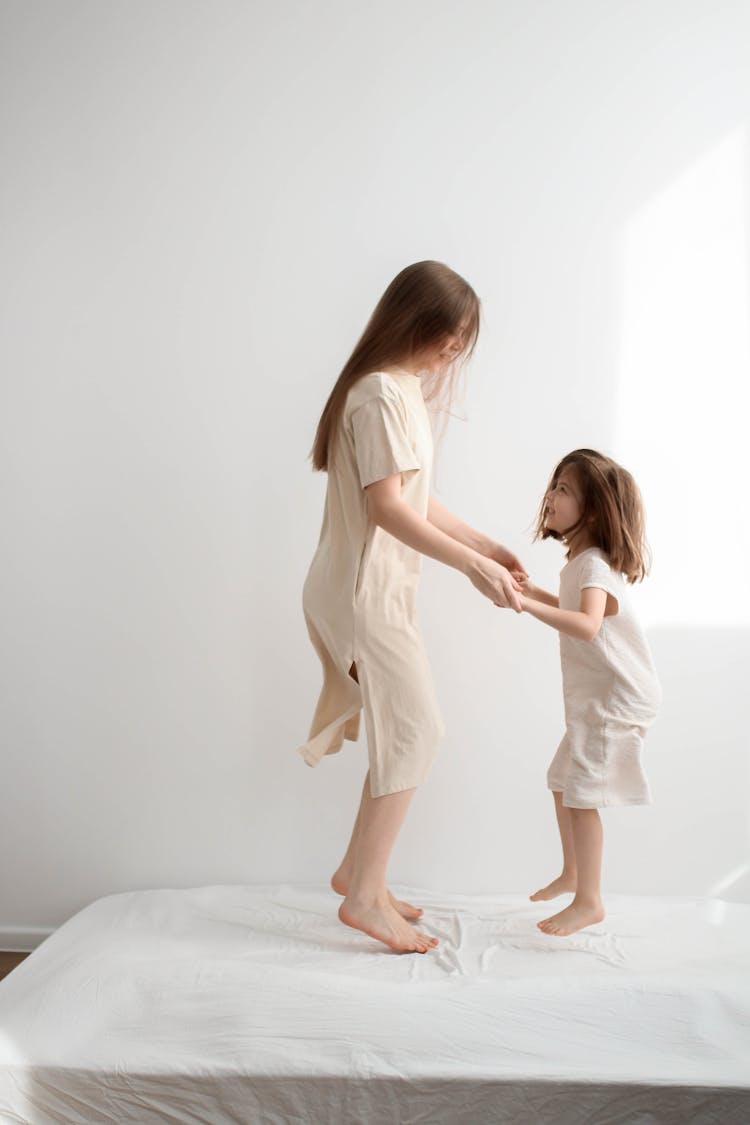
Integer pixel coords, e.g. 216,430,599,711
0,926,54,953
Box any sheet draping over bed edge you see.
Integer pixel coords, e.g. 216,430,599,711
1,886,748,1124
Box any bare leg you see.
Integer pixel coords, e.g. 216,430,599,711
530,791,578,901
331,773,423,919
338,780,438,953
538,806,605,935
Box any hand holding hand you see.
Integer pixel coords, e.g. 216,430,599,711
466,555,523,612
486,542,528,586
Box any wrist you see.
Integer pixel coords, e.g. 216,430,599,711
479,537,506,563
460,549,483,578
476,532,499,558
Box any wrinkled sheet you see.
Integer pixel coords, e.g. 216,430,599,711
0,886,748,1123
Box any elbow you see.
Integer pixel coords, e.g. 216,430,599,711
583,622,602,642
367,503,388,529
367,499,398,531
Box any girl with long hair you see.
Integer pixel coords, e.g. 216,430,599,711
521,449,662,936
298,261,525,953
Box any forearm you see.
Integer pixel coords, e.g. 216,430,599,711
427,496,495,555
520,596,600,641
523,583,559,608
371,496,477,574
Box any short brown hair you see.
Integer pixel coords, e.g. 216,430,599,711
533,448,651,583
310,261,480,472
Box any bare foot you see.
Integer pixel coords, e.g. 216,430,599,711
339,897,438,953
537,898,605,936
529,875,577,902
331,872,423,921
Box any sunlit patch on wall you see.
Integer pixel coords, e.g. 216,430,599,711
614,130,750,627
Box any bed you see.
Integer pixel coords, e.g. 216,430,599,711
1,885,748,1123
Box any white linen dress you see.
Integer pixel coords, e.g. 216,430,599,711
297,369,444,798
547,547,662,808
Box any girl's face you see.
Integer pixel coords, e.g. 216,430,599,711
544,469,584,538
415,323,469,374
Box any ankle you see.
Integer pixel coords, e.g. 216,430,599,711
572,890,602,908
344,884,389,909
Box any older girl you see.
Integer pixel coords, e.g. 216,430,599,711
299,261,525,953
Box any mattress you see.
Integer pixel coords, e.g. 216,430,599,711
0,885,748,1124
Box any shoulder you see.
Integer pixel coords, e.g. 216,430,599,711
577,549,624,592
345,372,406,417
580,547,613,572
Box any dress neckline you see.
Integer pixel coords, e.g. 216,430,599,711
380,366,421,380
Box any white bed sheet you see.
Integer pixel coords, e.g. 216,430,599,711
0,885,748,1124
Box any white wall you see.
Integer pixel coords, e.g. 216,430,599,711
2,0,749,942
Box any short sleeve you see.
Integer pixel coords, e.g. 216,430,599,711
350,390,420,488
579,553,621,608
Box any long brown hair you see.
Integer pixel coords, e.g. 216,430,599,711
311,261,480,471
533,448,651,583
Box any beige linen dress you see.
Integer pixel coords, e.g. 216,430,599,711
298,369,444,798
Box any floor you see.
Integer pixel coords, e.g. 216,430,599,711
0,952,29,981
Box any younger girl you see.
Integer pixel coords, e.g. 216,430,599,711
520,448,661,936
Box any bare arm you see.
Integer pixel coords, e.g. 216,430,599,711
520,579,559,608
427,496,527,578
520,586,608,641
367,475,522,611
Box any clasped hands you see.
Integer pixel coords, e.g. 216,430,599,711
468,543,530,613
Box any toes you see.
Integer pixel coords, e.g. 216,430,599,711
411,938,432,954
396,899,422,913
398,904,423,920
391,895,424,921
539,911,570,935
